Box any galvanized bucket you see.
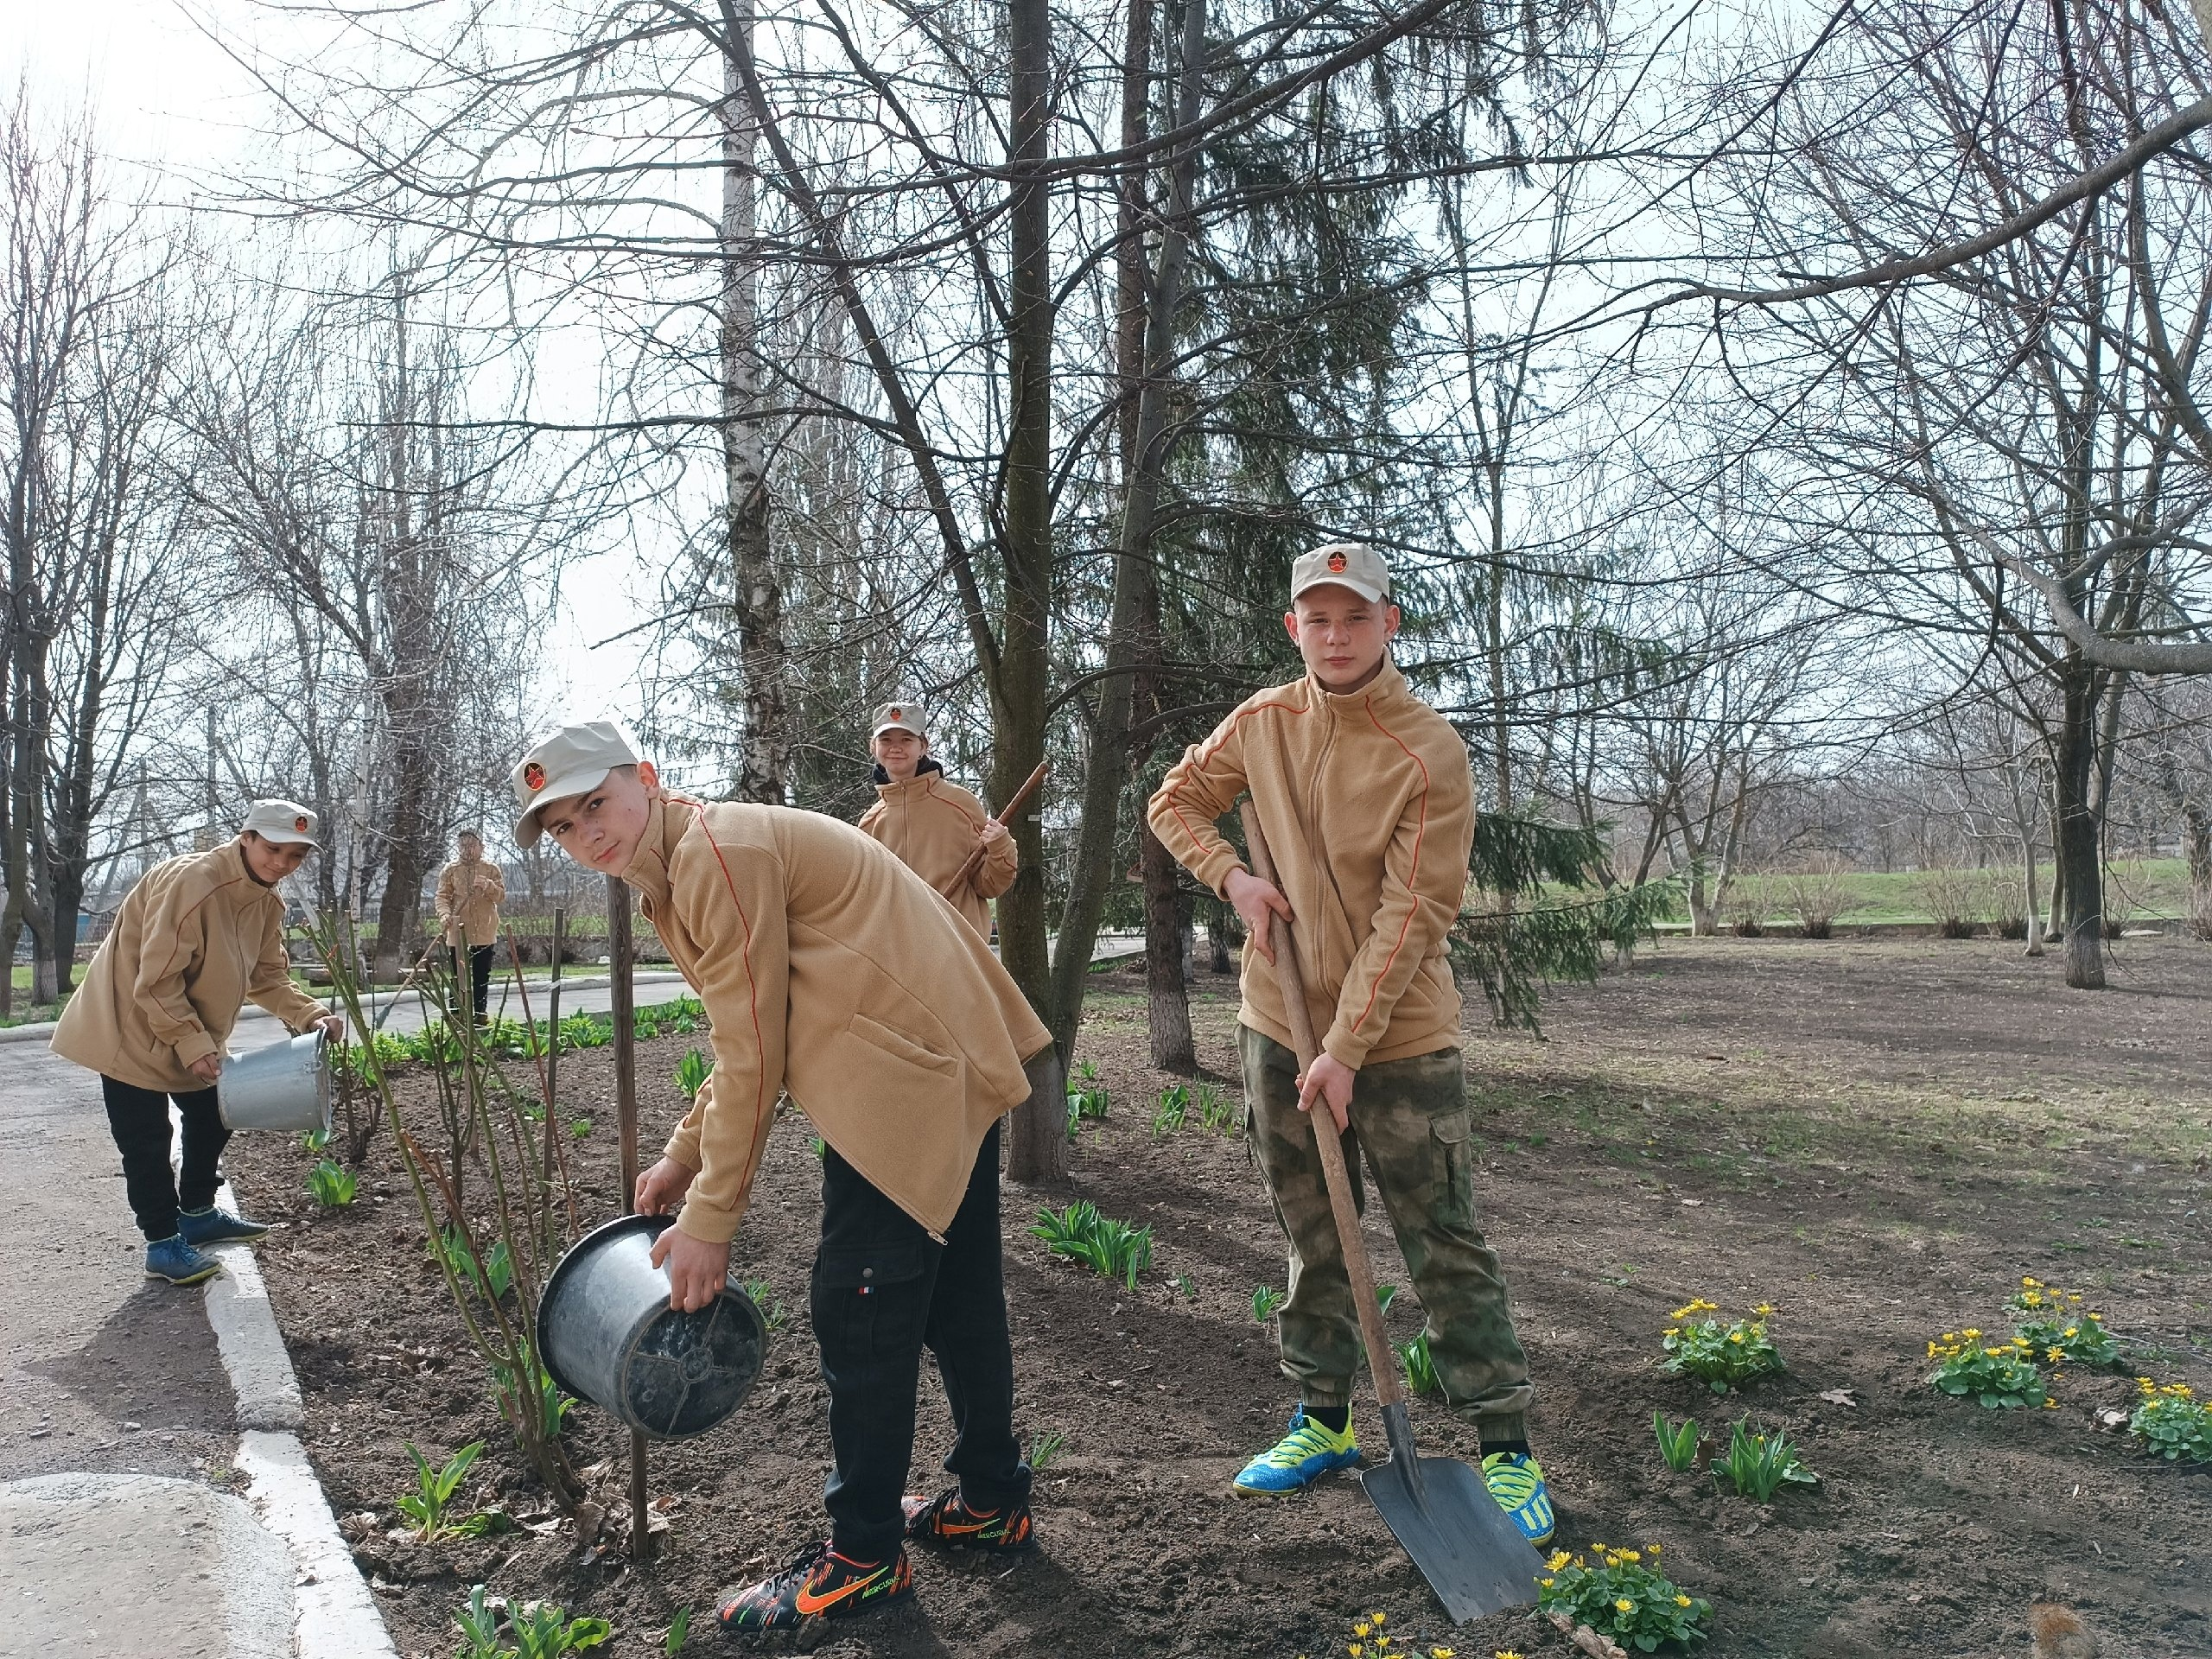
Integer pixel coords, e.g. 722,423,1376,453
537,1213,769,1440
218,1031,332,1135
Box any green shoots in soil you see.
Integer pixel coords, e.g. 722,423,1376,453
1711,1416,1817,1500
1395,1331,1441,1396
1030,1200,1151,1288
1653,1411,1700,1472
307,1158,358,1207
397,1440,484,1540
1250,1285,1287,1324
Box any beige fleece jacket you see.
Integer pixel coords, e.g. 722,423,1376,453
435,855,507,947
855,769,1018,938
1147,659,1475,1070
622,794,1052,1245
53,843,331,1093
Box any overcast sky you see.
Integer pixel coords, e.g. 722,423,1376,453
0,0,664,743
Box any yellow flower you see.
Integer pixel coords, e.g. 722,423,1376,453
2047,1349,2064,1363
1618,1548,1641,1562
2043,1399,2059,1409
1539,1578,1554,1588
1356,1626,1371,1639
2062,1327,2077,1338
1728,1331,1745,1344
1962,1328,1980,1338
1675,1595,1693,1607
2086,1310,2101,1320
1755,1303,1773,1315
2022,1275,2039,1287
1547,1550,1572,1572
1372,1614,1387,1626
1615,1598,1636,1613
1646,1543,1662,1555
1349,1647,1363,1657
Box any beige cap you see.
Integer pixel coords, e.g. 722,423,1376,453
1290,541,1391,605
241,799,321,849
870,702,927,740
511,720,641,849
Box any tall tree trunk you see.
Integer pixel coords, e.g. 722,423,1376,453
1045,0,1207,1069
1115,0,1194,1074
721,21,788,805
2053,660,2105,988
998,0,1062,1184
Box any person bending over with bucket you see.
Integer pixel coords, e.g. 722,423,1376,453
855,701,1015,940
52,801,346,1287
511,720,1052,1640
1146,542,1554,1544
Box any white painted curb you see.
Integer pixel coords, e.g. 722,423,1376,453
206,1179,398,1659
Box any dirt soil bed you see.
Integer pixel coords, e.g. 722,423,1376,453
222,936,2212,1659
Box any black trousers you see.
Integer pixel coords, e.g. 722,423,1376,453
102,1076,226,1242
814,1119,1030,1562
455,944,494,1019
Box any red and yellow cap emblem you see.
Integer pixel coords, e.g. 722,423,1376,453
890,706,904,721
293,816,309,833
524,761,546,791
1326,550,1348,573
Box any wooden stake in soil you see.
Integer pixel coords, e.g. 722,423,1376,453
606,875,652,1560
546,908,565,1117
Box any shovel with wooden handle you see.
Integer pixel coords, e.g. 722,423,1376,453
1238,800,1542,1623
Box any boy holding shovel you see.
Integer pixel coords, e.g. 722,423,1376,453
1146,543,1553,1543
511,720,1052,1638
855,702,1016,940
434,829,506,1022
53,801,346,1286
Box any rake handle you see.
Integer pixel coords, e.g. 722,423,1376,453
1239,801,1406,1414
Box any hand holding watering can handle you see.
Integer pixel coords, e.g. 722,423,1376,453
1238,800,1405,1413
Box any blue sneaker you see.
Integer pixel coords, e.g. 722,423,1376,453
178,1206,270,1245
144,1235,223,1286
1232,1407,1360,1497
1482,1451,1554,1544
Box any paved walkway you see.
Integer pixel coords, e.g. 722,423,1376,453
0,1041,391,1658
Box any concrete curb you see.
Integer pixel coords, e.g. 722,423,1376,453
207,1179,398,1659
0,969,694,1045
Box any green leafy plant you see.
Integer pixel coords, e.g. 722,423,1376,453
741,1278,789,1332
1376,1282,1401,1316
1652,1411,1700,1473
493,1356,574,1434
1928,1330,2048,1408
663,1609,692,1656
2129,1378,2212,1462
1710,1416,1817,1500
1065,1063,1109,1136
307,1158,358,1207
1536,1544,1712,1652
569,1118,592,1138
808,1135,826,1161
300,1126,332,1154
455,1585,509,1659
674,1048,711,1103
1394,1331,1441,1396
1250,1285,1287,1324
1152,1083,1191,1137
1662,1299,1784,1393
1174,1273,1196,1300
511,1603,613,1658
432,1224,513,1300
1197,1082,1236,1135
1030,1200,1152,1288
413,1020,466,1068
2009,1279,2120,1368
397,1440,484,1540
1028,1428,1067,1471
559,1011,611,1051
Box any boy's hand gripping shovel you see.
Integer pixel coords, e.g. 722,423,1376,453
1238,802,1541,1623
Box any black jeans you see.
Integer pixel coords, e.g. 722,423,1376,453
102,1076,226,1242
456,944,494,1020
814,1119,1030,1562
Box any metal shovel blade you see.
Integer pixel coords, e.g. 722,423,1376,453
1358,1406,1543,1623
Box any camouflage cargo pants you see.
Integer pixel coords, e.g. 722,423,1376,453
1241,1024,1533,1446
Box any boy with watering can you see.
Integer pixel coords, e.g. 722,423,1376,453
1146,542,1554,1542
53,800,346,1286
512,720,1052,1639
855,701,1016,940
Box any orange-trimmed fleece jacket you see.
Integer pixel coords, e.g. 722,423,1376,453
1147,659,1474,1071
855,767,1017,939
620,794,1052,1245
53,843,330,1093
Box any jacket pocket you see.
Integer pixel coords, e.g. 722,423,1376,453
848,1012,958,1078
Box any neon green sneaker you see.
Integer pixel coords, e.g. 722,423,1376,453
1232,1407,1360,1497
1482,1451,1554,1543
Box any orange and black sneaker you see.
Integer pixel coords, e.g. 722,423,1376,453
901,1487,1035,1552
716,1541,913,1637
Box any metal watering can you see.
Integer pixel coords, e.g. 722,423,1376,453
538,1213,769,1440
218,1030,332,1135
